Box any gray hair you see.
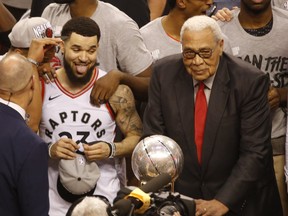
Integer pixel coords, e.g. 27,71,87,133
180,15,223,42
71,196,109,216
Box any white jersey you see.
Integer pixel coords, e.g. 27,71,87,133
39,68,123,216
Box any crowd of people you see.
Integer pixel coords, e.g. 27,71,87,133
0,0,287,216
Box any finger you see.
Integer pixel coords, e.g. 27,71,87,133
211,15,219,21
58,149,77,159
90,86,101,107
60,138,79,150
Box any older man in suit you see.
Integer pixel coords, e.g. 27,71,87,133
143,15,282,216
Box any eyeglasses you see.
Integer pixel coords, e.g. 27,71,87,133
182,48,215,59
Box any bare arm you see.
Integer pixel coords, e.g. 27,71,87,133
90,64,152,106
85,85,143,161
111,85,143,157
26,38,63,132
0,3,16,32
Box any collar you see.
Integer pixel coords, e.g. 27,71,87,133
0,97,26,120
193,73,215,90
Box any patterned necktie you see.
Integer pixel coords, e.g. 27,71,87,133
194,82,207,164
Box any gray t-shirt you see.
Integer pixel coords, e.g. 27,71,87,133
218,7,288,138
42,2,153,75
140,17,181,62
140,16,232,62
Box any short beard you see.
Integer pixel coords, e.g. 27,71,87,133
63,59,96,85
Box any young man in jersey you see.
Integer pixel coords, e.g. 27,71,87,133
42,0,153,106
38,17,142,216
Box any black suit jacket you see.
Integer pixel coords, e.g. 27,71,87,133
143,53,282,215
0,103,49,216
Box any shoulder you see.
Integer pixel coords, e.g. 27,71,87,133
140,17,162,34
109,85,135,113
112,85,134,102
41,3,68,18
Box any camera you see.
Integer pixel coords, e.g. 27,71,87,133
137,191,195,216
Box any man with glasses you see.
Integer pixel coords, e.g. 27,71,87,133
142,15,282,216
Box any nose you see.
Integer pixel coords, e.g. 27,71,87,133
79,51,88,62
192,54,204,66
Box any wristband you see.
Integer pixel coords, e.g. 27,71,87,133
27,58,39,67
106,141,116,158
48,142,55,158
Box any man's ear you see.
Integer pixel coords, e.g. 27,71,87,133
177,0,186,9
14,48,23,55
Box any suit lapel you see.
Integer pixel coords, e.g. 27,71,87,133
201,56,230,175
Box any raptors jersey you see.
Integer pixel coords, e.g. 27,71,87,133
39,68,123,216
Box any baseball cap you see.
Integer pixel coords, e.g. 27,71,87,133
8,17,53,48
57,146,100,203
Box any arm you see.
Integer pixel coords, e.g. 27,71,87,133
90,62,152,107
0,3,16,32
211,7,237,22
84,85,143,161
18,142,49,216
25,38,63,132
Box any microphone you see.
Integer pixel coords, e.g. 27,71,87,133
140,173,172,193
110,199,132,216
111,173,172,216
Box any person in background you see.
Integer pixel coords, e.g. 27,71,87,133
140,0,213,62
1,0,32,20
217,0,288,214
143,15,282,216
0,36,61,216
101,0,150,28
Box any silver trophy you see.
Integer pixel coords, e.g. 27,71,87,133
131,135,184,187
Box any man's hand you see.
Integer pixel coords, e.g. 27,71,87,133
90,69,122,107
83,142,111,161
50,138,79,160
27,38,62,66
211,7,236,22
268,86,281,110
38,63,57,83
195,199,229,216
